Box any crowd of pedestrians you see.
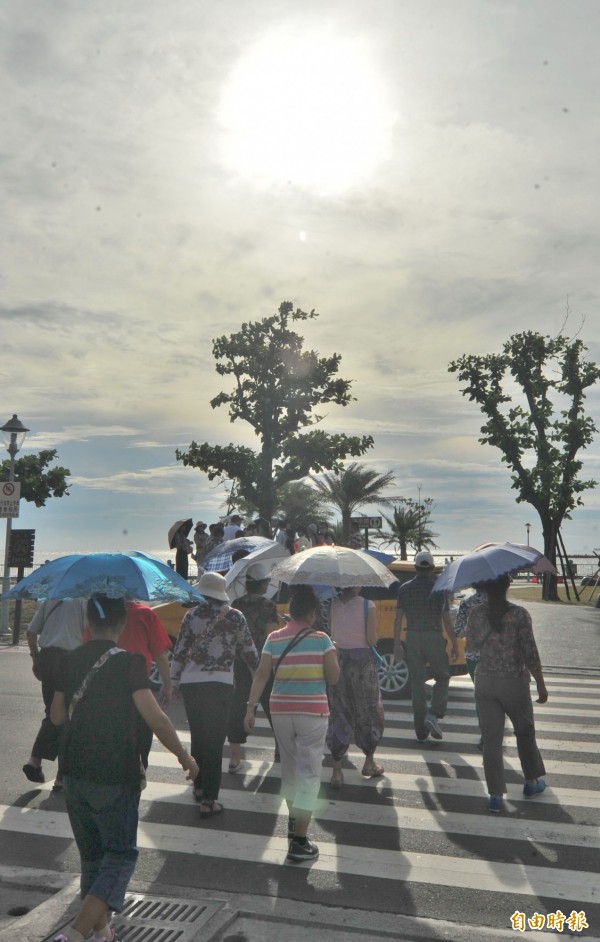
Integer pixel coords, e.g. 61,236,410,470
17,517,549,942
169,515,339,579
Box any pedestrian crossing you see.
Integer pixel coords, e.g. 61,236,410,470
2,674,599,934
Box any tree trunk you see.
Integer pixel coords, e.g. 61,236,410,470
399,539,408,561
541,516,559,601
257,446,275,524
342,509,352,545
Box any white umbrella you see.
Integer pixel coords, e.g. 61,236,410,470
270,545,398,589
433,542,557,593
225,542,290,600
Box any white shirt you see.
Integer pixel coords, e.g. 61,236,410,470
27,598,86,650
223,523,243,541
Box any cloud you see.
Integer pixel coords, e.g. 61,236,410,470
3,0,600,557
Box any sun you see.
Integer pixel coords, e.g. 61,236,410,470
217,26,396,193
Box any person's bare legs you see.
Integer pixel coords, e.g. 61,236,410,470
66,893,109,938
330,759,343,786
286,800,311,838
361,752,384,775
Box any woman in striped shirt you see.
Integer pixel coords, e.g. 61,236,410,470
245,585,339,863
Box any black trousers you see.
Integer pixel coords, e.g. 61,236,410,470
31,646,69,762
175,548,189,580
227,658,273,745
180,682,233,801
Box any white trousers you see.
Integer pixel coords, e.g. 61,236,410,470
272,713,328,813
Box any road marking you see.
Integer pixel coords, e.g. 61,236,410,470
143,752,600,807
0,804,596,903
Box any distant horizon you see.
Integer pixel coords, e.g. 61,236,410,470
28,546,600,567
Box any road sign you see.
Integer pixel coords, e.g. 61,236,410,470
350,515,382,529
9,529,35,567
0,481,21,518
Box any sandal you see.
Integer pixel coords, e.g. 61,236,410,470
329,771,344,789
199,800,224,818
192,787,203,802
361,763,384,778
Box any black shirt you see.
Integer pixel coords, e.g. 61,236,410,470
57,640,150,789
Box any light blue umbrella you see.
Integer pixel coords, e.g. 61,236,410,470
5,552,205,603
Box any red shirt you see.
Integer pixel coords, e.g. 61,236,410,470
83,602,171,675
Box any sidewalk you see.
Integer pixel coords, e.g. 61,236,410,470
2,869,588,942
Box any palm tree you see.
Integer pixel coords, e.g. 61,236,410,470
272,480,331,534
378,500,438,560
310,462,398,544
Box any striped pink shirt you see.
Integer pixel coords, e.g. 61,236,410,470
263,620,335,715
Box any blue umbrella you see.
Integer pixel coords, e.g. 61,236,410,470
5,552,205,603
364,548,396,565
432,542,557,593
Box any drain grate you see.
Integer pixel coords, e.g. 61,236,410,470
48,892,225,942
114,893,223,941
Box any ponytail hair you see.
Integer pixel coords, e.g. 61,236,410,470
87,595,128,634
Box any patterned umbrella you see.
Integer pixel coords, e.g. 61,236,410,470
6,552,205,603
270,545,398,589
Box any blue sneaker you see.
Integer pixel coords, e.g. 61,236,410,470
523,778,546,798
488,795,503,813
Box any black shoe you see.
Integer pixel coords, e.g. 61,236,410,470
23,763,45,784
424,713,443,740
286,838,319,862
415,727,430,742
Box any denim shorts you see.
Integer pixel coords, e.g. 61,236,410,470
63,776,140,913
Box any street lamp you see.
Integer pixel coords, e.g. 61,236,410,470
525,523,531,546
1,415,29,637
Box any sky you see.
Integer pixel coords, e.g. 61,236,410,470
2,0,600,562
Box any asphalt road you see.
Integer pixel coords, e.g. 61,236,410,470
0,610,598,938
516,594,600,672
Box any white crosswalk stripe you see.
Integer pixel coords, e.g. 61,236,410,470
2,674,598,929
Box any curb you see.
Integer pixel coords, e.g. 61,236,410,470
2,873,595,942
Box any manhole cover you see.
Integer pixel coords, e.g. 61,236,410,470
49,892,224,941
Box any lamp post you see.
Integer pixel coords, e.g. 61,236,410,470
525,523,531,547
1,415,29,637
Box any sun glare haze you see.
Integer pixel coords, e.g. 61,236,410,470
217,27,396,193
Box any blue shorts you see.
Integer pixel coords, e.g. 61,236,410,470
63,776,140,913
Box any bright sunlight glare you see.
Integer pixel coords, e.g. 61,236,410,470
218,28,396,193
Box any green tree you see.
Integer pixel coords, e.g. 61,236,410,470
309,461,398,544
378,499,438,560
449,331,600,599
176,302,373,521
0,450,71,507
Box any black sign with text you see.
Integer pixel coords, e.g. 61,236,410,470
9,529,35,567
